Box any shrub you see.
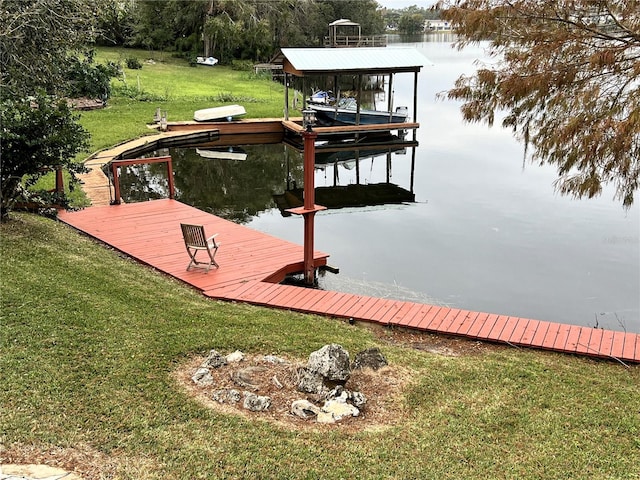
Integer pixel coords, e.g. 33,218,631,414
0,92,89,221
125,57,143,69
64,53,120,99
111,83,166,102
231,60,254,71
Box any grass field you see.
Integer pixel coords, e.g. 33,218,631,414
81,47,287,153
4,47,640,479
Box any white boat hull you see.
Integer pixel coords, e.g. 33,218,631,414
194,105,246,122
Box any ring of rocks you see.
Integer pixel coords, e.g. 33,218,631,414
174,344,414,431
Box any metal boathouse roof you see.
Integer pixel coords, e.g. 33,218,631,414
279,47,429,76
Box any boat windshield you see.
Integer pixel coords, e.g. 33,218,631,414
337,97,358,110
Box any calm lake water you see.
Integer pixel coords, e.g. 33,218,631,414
127,36,639,333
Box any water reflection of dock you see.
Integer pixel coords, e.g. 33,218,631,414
274,183,415,213
275,136,418,214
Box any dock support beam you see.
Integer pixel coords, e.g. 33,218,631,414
286,125,326,285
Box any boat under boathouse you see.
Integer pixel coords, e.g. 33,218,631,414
276,47,430,138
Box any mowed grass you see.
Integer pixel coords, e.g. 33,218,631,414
1,214,639,479
81,47,288,154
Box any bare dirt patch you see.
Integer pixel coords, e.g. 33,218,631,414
174,353,415,432
371,326,504,357
173,329,503,432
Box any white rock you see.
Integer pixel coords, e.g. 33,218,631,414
226,350,245,363
261,355,287,364
316,411,336,424
243,392,271,412
322,399,360,421
212,389,241,404
291,399,320,419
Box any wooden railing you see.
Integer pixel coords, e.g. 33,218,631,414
323,35,387,47
110,156,174,205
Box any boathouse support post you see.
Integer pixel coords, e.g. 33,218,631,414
284,73,290,120
285,113,327,286
302,125,318,285
413,71,419,141
388,73,394,121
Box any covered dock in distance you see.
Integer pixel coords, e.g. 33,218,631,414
276,47,429,138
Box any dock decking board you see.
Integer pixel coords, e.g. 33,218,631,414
57,199,640,364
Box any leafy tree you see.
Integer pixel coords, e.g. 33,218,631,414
130,0,177,51
94,0,135,46
126,0,385,59
1,93,90,221
439,0,640,207
398,12,425,34
0,0,95,97
0,0,96,221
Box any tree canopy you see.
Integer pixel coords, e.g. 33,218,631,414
0,0,96,97
0,0,98,221
439,0,640,207
105,0,385,62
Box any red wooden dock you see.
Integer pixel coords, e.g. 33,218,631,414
58,199,639,364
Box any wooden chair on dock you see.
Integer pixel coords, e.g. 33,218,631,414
180,223,220,272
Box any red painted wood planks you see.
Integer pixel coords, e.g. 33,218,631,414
465,312,492,339
434,308,463,333
563,325,585,353
573,327,595,355
622,333,639,361
58,199,640,364
610,331,627,361
598,330,617,358
452,310,480,336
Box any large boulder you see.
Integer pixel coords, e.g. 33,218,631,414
297,344,351,394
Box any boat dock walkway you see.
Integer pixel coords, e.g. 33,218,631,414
58,199,640,364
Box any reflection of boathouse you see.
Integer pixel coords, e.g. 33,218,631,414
274,136,419,215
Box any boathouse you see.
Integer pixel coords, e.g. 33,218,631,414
277,47,428,138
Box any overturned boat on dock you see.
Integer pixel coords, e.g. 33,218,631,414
194,104,246,122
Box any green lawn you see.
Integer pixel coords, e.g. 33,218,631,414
81,47,288,154
1,214,639,479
